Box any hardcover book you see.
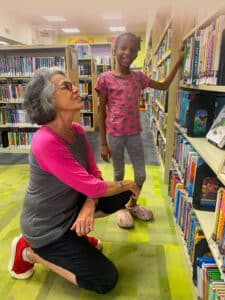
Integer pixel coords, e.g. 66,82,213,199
206,105,225,149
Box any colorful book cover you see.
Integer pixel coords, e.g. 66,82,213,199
206,105,225,149
212,188,225,241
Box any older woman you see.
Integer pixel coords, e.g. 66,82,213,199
8,68,139,294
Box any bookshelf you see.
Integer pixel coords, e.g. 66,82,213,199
148,5,225,290
0,45,79,152
146,11,183,183
78,58,98,131
171,5,225,285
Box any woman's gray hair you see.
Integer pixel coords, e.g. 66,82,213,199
24,67,65,125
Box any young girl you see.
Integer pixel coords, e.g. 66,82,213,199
95,32,184,228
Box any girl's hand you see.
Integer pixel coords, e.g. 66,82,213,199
70,198,96,236
101,144,111,162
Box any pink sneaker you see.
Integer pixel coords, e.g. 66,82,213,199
8,236,34,279
129,205,154,221
84,236,102,250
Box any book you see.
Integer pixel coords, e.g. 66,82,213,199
186,94,216,137
206,105,225,149
212,188,225,241
192,162,222,211
217,29,225,85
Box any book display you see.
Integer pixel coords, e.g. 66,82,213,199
0,45,79,152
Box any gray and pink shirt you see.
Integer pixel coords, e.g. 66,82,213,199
95,71,150,136
21,123,107,248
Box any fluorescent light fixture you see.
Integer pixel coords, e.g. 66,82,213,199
62,28,80,33
0,41,9,45
43,16,66,22
109,26,126,32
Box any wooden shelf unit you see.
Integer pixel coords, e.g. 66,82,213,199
147,4,225,287
78,58,98,131
0,45,79,152
146,11,184,183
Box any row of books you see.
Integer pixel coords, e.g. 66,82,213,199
155,28,172,62
79,82,91,94
151,108,167,136
0,56,65,76
182,15,225,86
173,131,222,209
81,95,93,112
170,174,225,295
197,257,225,300
0,109,30,126
0,129,36,148
0,83,25,100
153,58,170,81
150,118,166,164
80,115,93,128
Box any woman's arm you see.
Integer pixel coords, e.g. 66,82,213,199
98,92,111,162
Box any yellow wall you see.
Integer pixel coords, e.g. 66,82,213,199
58,33,146,69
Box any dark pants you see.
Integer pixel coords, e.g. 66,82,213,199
33,191,131,294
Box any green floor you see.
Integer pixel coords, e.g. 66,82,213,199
0,163,195,299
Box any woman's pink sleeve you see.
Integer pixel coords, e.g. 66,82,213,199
32,132,107,198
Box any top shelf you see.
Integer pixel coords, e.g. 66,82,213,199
183,4,225,41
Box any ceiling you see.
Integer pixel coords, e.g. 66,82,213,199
2,0,160,36
1,0,221,42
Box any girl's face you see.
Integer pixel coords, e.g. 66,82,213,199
114,35,138,69
51,73,83,112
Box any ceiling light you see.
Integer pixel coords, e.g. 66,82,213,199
62,28,80,33
0,41,9,45
109,26,126,32
43,16,66,22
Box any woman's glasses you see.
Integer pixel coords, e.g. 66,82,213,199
60,81,74,91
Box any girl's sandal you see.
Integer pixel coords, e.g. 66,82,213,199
116,208,134,228
128,205,154,221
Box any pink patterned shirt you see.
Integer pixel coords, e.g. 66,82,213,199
95,71,150,136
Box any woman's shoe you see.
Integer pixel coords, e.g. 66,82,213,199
8,236,34,279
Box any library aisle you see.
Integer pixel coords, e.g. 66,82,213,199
0,163,195,299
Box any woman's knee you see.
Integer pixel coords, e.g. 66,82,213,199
95,264,118,294
78,260,118,294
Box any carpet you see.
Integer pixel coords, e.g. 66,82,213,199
0,164,194,299
0,153,29,165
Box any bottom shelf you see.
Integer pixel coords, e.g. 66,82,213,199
194,209,225,281
0,146,30,153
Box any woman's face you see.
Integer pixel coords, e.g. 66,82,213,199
51,73,83,112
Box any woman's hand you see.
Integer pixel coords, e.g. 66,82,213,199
101,144,111,162
123,180,140,200
70,198,96,236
